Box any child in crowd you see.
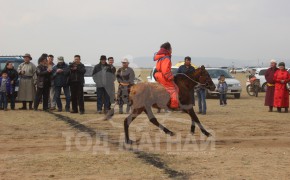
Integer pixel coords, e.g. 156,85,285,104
217,74,228,106
0,71,13,111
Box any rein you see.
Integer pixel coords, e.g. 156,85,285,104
175,73,207,86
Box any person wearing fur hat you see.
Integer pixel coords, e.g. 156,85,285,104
264,59,278,112
17,53,37,110
273,62,290,113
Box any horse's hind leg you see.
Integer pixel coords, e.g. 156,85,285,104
124,108,143,144
187,108,211,137
144,107,174,136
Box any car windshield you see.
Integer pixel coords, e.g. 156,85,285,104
258,69,267,76
0,62,22,72
207,69,233,78
85,66,94,77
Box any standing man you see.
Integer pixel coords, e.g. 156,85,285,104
47,54,56,110
92,55,112,114
264,59,278,112
177,56,196,106
107,57,116,108
116,58,135,114
34,56,52,111
196,65,207,115
53,56,70,112
68,55,86,114
3,62,18,110
17,53,36,110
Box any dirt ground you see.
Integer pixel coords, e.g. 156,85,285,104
1,71,290,180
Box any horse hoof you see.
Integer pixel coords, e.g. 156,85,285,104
203,131,212,137
169,132,175,136
125,139,134,144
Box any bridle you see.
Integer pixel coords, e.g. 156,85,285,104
175,73,209,87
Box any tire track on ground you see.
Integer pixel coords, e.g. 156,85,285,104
49,112,189,180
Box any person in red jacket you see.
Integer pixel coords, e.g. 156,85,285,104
154,42,179,109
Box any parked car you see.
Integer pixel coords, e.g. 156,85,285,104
83,64,96,97
206,68,242,98
147,66,179,83
0,56,24,96
246,67,267,92
230,67,246,73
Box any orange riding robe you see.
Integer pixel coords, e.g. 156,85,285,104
153,48,179,108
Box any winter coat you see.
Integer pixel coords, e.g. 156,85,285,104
0,77,13,94
92,63,114,88
52,63,70,87
217,81,228,94
177,64,195,74
36,64,51,88
68,62,86,86
2,68,18,87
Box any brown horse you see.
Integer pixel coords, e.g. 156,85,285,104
109,68,216,144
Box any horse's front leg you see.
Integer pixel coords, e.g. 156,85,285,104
144,106,175,136
186,108,211,137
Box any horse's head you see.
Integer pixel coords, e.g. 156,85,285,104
194,67,216,91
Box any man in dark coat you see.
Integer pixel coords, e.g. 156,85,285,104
264,59,278,112
177,56,196,106
34,56,52,111
3,61,18,110
68,55,86,114
92,55,115,114
52,56,70,112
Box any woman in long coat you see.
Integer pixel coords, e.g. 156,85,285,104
273,62,290,113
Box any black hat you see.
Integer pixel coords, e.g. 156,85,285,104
184,56,191,61
100,55,107,60
278,62,285,67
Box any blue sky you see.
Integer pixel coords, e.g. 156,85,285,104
1,0,290,67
